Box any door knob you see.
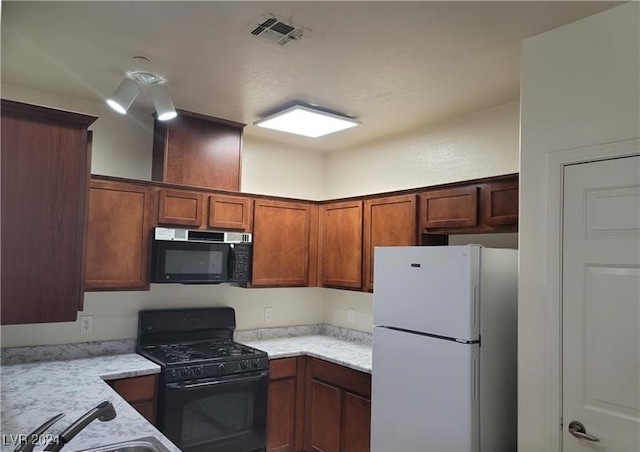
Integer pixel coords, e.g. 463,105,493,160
568,421,600,442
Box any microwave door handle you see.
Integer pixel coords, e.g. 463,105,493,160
227,246,235,280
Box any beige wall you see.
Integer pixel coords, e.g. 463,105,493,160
519,3,639,451
324,101,519,198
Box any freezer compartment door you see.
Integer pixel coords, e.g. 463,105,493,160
371,326,479,452
373,245,480,340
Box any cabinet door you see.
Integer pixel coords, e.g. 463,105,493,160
85,179,152,291
363,195,417,291
342,392,371,452
482,180,519,226
208,194,253,231
267,358,300,452
152,112,243,191
307,379,342,452
1,100,96,325
109,374,157,425
252,199,315,287
157,189,203,227
420,186,479,230
320,201,363,289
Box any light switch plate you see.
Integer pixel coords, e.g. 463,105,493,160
264,307,273,322
348,308,356,323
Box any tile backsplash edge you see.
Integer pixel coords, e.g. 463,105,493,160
1,324,371,365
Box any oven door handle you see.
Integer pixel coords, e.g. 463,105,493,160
167,370,269,390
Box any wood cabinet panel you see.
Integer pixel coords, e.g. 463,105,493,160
420,186,479,230
108,375,157,425
157,189,203,227
482,180,519,226
363,195,417,291
208,194,253,231
267,357,305,452
252,200,313,287
304,357,372,452
1,100,96,325
85,179,152,291
319,201,363,289
341,392,372,452
152,110,243,191
308,379,342,452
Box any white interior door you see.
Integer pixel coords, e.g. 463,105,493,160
562,155,640,451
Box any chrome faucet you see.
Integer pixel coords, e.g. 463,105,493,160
13,413,65,452
43,400,116,452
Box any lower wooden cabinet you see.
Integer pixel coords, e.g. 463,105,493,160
267,357,372,452
304,357,372,452
107,374,158,424
267,357,306,452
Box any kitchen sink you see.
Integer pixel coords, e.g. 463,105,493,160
77,436,172,452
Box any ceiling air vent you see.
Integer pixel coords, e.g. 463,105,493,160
250,14,309,46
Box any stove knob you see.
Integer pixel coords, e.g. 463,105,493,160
240,361,248,370
192,366,203,377
178,367,190,379
251,359,260,369
217,363,226,374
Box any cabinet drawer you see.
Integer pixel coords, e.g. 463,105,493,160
111,375,156,402
269,357,298,380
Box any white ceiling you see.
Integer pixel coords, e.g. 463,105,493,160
1,1,620,152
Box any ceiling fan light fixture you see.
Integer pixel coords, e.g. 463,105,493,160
254,105,360,138
106,77,141,114
151,84,177,121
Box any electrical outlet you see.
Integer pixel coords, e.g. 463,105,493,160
79,315,94,334
348,308,356,323
264,307,273,322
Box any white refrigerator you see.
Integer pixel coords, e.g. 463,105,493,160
371,245,517,452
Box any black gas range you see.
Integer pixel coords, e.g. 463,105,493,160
136,307,269,452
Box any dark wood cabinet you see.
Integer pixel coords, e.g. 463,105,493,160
482,179,519,226
157,188,204,227
252,199,318,287
85,179,153,291
152,110,244,191
208,194,253,231
319,201,363,289
156,189,252,231
108,374,158,424
304,358,372,452
1,100,96,325
267,357,305,452
363,195,417,291
420,186,479,230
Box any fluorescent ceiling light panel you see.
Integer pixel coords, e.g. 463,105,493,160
254,105,359,138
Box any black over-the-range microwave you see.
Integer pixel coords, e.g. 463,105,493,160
151,227,252,284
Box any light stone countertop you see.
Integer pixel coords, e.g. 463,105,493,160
0,327,372,452
242,335,373,373
0,354,179,452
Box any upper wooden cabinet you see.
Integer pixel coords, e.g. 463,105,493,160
319,201,364,289
157,189,204,227
363,195,418,291
420,186,479,229
252,199,318,287
419,176,519,233
85,179,153,291
208,194,253,231
152,110,244,191
156,189,252,231
482,179,519,226
1,100,96,325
